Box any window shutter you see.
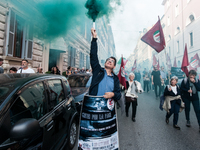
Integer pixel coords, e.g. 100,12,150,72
25,25,33,59
7,9,15,56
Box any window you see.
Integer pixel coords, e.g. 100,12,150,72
190,32,193,47
169,46,171,56
86,55,90,69
63,80,71,96
7,9,33,59
79,51,84,68
167,16,170,26
47,80,65,110
177,41,180,52
68,46,76,67
189,15,195,22
178,60,181,67
175,4,179,17
10,82,46,125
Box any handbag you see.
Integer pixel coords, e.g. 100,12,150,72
125,96,137,102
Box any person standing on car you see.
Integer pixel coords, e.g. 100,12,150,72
181,70,200,132
151,65,162,99
125,73,143,122
17,59,35,73
89,28,121,101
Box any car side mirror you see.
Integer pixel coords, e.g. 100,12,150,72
10,118,40,141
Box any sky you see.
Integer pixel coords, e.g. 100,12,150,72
110,0,164,59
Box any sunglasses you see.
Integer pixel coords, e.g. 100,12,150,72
106,58,115,63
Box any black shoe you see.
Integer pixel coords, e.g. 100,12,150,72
186,120,191,127
199,126,200,132
132,118,136,122
173,125,181,130
165,118,169,124
126,113,129,117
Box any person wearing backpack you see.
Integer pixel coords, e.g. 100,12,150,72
181,70,200,132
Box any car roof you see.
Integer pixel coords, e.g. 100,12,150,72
0,73,66,87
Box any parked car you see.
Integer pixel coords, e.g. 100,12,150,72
67,73,92,113
170,67,185,85
0,74,79,150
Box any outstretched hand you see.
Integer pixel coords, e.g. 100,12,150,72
91,28,97,38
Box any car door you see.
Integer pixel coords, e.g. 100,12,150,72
44,79,72,149
9,81,49,149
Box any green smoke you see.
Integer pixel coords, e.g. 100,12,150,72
8,0,86,41
85,0,121,22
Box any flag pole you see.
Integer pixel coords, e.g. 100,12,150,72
163,46,170,85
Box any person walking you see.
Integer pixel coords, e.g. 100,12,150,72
181,70,200,132
163,76,184,130
160,66,167,83
143,72,150,93
151,65,162,99
125,73,143,122
17,59,35,73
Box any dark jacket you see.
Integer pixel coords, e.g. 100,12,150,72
88,38,121,101
164,85,181,97
180,78,200,100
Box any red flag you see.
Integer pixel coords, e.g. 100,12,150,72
153,55,157,66
141,17,165,53
157,58,160,70
188,53,200,71
181,44,190,76
132,60,137,72
118,56,126,88
173,57,177,67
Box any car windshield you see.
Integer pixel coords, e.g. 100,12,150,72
0,84,15,103
68,76,92,87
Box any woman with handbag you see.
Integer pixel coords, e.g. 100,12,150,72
162,76,184,130
125,73,143,122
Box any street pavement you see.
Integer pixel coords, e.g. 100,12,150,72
117,90,200,150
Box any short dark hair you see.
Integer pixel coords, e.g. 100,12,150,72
189,70,197,76
0,58,3,62
9,67,17,72
106,56,117,66
22,59,28,63
67,66,71,70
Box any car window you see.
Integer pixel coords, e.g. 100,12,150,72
63,80,71,96
10,82,46,125
68,76,91,87
47,80,65,109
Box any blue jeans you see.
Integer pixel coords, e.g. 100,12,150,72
166,100,181,125
184,98,200,126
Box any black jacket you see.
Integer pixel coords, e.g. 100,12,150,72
88,38,121,101
180,78,200,100
164,85,181,96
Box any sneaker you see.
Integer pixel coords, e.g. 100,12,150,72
173,125,181,130
165,118,169,124
132,118,136,122
186,120,191,127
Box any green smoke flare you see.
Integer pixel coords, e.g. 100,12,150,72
85,0,121,22
8,0,86,41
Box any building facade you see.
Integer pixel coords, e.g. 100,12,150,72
0,0,116,74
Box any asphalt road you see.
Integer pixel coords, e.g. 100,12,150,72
117,90,200,150
73,90,200,150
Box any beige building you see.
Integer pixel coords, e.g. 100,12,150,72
0,1,116,74
160,0,200,69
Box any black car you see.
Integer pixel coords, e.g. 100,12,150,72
170,67,185,85
0,74,79,150
67,74,92,113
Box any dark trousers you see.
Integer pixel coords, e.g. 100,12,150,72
184,98,200,126
126,101,137,118
154,83,161,97
166,100,180,125
144,81,149,92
